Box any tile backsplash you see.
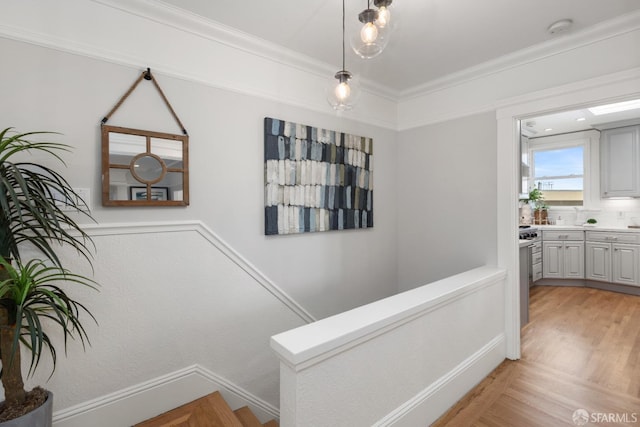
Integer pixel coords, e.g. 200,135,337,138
545,208,640,227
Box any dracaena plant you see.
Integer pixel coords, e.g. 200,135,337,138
0,258,97,407
0,128,97,419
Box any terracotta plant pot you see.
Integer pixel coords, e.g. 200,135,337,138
0,392,52,427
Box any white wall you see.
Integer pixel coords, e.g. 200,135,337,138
0,27,397,421
396,112,498,290
0,35,398,317
37,224,306,425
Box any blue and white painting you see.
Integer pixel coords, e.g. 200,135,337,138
264,117,373,235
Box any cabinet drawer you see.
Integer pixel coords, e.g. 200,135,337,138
542,230,584,241
531,241,542,253
532,252,543,264
532,263,542,282
585,231,640,244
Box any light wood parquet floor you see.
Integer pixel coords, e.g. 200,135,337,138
432,285,640,426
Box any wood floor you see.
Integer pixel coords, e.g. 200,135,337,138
433,285,640,426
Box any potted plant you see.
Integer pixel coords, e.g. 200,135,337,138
0,128,97,425
528,188,548,225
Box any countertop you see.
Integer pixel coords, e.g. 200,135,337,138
519,225,640,247
536,224,640,233
519,240,533,248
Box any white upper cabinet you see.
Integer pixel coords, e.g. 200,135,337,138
601,125,640,198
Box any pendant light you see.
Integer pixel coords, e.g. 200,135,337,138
327,0,360,111
374,0,393,28
351,0,390,59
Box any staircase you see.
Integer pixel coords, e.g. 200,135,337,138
134,391,279,427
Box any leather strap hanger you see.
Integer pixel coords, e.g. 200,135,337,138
101,68,188,136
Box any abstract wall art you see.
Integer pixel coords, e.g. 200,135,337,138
264,117,373,235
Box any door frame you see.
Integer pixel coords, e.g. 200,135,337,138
496,67,640,359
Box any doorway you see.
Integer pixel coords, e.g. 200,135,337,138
496,70,640,360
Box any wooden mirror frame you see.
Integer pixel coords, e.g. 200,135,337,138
101,125,189,206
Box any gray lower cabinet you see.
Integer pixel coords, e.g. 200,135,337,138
585,241,610,281
585,231,640,287
542,230,585,279
543,241,584,279
531,240,542,282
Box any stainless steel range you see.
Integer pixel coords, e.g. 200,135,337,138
519,225,538,240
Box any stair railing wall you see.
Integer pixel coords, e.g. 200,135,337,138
271,266,507,427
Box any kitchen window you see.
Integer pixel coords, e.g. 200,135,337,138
532,145,584,206
525,131,594,207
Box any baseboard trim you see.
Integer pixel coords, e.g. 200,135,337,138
535,279,640,296
372,334,505,427
53,365,279,427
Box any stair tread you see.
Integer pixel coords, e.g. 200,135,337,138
208,392,244,427
233,406,263,427
262,421,279,427
134,391,244,427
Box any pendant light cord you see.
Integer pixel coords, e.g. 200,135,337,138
342,0,346,71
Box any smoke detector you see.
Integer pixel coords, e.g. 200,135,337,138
547,19,573,35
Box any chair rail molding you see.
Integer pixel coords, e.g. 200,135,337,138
82,220,316,324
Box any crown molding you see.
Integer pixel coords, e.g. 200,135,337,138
101,0,640,104
92,0,399,101
400,9,640,101
0,0,398,129
2,0,638,131
495,67,640,119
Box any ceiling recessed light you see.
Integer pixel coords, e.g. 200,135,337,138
545,128,553,132
588,99,640,116
576,117,586,122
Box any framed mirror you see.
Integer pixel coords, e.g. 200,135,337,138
102,125,189,206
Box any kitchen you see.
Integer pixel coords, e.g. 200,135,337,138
518,98,640,326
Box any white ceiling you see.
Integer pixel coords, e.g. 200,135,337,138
159,0,640,92
523,103,640,138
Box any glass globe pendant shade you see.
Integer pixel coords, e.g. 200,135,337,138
351,7,389,59
373,0,393,28
327,70,360,111
360,22,378,44
376,6,390,27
